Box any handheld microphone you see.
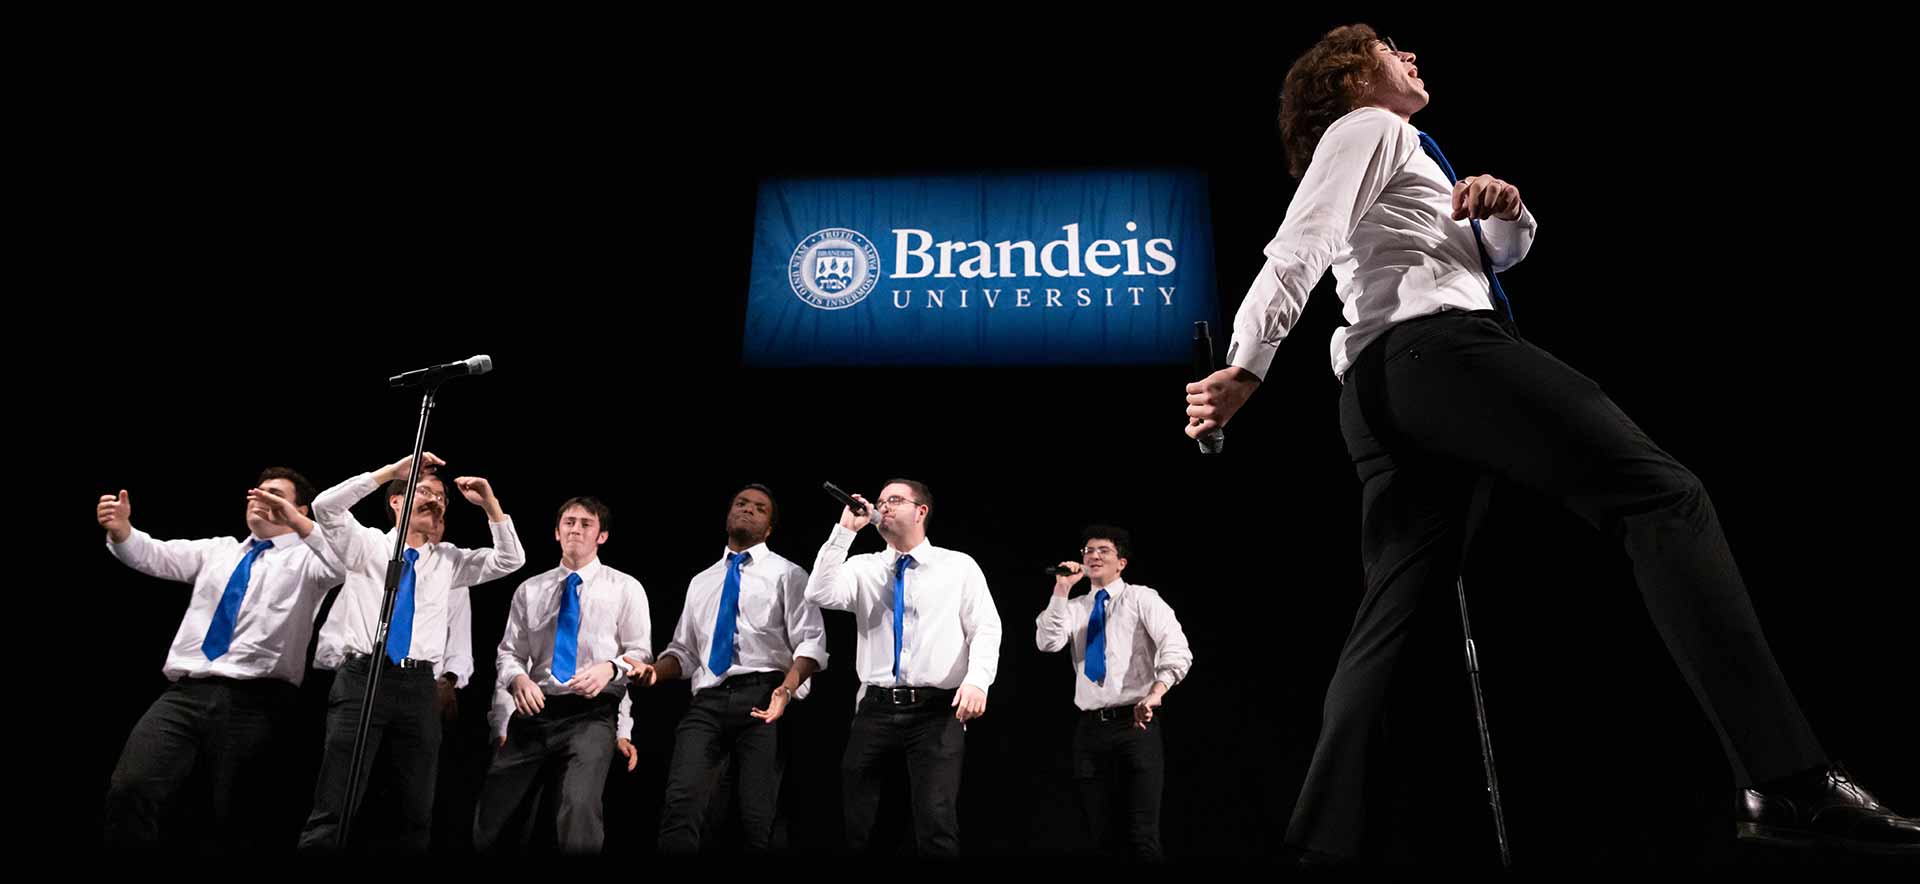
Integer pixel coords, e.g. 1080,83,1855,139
821,481,867,516
389,355,493,388
1192,323,1224,454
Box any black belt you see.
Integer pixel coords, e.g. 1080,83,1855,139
867,685,954,705
177,675,296,692
719,670,784,689
537,691,625,715
343,651,436,670
1085,704,1137,722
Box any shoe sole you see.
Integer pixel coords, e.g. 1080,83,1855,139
1738,822,1920,855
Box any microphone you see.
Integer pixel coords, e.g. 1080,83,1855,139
388,355,493,388
1042,565,1081,577
821,481,867,516
1192,322,1224,454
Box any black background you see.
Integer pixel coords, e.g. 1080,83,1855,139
59,11,1914,867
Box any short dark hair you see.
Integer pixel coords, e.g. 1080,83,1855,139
556,496,613,533
736,483,779,531
1080,524,1134,561
882,477,933,527
257,467,317,509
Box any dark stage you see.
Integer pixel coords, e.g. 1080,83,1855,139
66,12,1914,868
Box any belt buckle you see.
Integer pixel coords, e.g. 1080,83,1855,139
1097,706,1125,722
888,687,916,704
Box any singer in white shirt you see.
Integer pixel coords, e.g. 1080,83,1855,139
1179,25,1885,861
1035,525,1192,861
100,467,343,851
639,484,828,854
473,496,650,854
298,451,524,853
805,478,1001,858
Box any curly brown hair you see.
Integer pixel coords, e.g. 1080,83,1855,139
1279,24,1391,178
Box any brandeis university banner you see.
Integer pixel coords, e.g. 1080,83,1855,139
744,170,1217,366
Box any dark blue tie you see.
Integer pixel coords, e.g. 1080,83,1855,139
1084,588,1110,684
891,554,914,682
552,572,584,682
384,548,420,664
203,539,273,660
1417,131,1513,320
708,552,749,676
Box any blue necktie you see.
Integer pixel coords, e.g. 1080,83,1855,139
891,554,914,682
385,548,420,665
708,552,749,676
203,539,273,660
1084,587,1110,684
1417,131,1513,320
552,572,584,682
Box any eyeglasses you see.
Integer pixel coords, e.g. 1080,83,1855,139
1080,546,1119,558
876,496,921,509
1377,36,1407,57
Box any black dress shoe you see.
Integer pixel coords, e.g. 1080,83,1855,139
1737,764,1920,854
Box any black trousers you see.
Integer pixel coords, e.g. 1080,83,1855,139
842,686,965,858
1073,709,1165,862
104,676,297,851
1287,310,1826,858
657,671,786,854
472,690,622,854
298,656,442,852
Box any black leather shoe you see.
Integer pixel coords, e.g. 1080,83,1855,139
1737,764,1920,854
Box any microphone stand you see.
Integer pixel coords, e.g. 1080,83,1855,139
339,382,439,847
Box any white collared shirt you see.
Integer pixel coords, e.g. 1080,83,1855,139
1228,106,1539,380
311,473,526,669
495,557,652,696
805,525,1002,697
109,526,344,685
439,585,473,688
1035,578,1194,710
663,542,829,696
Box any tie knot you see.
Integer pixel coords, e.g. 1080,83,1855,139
250,539,274,553
565,571,583,590
896,554,915,573
403,547,419,564
729,551,750,566
1095,588,1109,602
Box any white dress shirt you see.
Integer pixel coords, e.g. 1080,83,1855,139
439,585,473,688
495,558,651,697
1035,579,1194,710
109,527,344,686
1228,106,1539,380
311,472,525,669
661,542,829,698
805,525,1002,702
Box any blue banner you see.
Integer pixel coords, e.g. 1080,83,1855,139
744,170,1217,366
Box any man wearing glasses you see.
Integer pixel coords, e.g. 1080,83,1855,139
1036,525,1192,861
805,478,1003,858
300,452,525,852
1183,23,1919,860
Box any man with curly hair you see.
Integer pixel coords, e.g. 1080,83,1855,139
1183,23,1917,862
